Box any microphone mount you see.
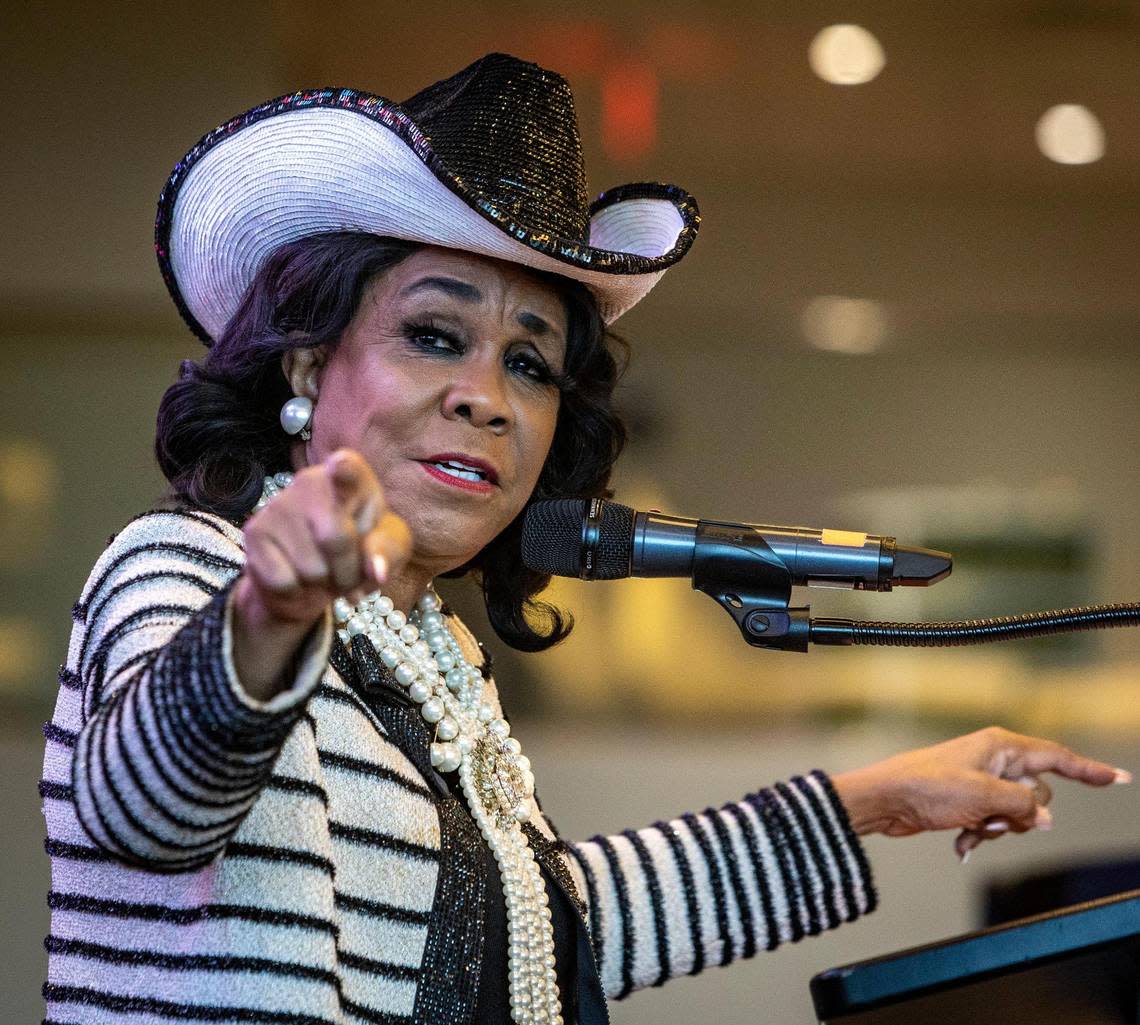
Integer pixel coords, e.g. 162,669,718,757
691,520,813,653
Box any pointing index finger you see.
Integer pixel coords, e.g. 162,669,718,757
1019,740,1123,786
325,450,380,532
326,450,366,492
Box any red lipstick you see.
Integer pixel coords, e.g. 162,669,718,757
418,453,499,493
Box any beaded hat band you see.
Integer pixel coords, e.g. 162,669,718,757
156,52,701,342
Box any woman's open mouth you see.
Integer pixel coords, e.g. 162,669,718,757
418,454,499,493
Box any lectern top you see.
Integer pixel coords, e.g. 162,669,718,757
811,887,1140,1020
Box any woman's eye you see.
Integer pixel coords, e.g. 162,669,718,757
408,325,463,353
507,351,552,381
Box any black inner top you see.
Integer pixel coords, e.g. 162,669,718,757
332,634,603,1024
443,768,580,1024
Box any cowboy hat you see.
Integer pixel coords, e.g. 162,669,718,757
156,52,700,342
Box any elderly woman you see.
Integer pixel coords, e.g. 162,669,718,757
42,54,1125,1025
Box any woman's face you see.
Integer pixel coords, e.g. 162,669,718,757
301,246,567,576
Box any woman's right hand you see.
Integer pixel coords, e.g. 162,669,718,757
831,726,1128,862
232,449,412,700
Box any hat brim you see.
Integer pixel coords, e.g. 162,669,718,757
156,90,700,342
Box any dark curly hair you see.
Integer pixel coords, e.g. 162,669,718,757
155,231,627,651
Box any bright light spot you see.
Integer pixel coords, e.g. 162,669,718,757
0,439,57,507
0,617,41,688
601,61,659,163
1036,104,1105,164
801,296,888,354
808,24,886,85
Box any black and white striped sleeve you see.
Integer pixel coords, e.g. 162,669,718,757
68,511,332,872
565,772,876,1000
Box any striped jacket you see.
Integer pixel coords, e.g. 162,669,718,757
41,509,876,1024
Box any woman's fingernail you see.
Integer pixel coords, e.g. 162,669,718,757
1035,806,1053,830
1113,768,1133,785
959,848,972,864
984,820,1010,833
356,496,377,534
371,553,388,583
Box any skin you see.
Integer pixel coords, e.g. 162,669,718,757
831,727,1124,859
233,247,566,695
230,245,1127,859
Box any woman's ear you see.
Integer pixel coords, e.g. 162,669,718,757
281,345,327,400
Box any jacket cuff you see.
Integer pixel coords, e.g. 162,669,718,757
797,770,878,919
221,585,333,716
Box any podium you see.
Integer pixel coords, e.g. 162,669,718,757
811,889,1140,1024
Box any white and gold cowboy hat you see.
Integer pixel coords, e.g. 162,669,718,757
156,52,701,342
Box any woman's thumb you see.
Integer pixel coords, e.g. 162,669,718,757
977,774,1041,831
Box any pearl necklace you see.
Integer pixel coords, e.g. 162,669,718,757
257,475,562,1025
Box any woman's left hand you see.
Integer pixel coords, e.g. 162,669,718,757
831,727,1130,861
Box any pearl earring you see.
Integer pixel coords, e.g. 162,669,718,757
280,396,313,441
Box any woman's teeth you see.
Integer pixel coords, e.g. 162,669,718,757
432,461,486,482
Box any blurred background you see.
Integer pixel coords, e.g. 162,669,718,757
3,1,1139,1021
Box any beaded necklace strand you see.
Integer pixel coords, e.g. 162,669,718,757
257,474,562,1025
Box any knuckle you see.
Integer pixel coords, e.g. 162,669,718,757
245,538,281,572
257,571,300,597
313,514,356,553
245,504,278,534
296,564,331,587
291,464,324,492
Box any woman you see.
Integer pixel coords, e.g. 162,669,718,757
42,54,1126,1025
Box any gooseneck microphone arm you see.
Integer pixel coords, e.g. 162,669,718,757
810,604,1140,647
520,499,1140,654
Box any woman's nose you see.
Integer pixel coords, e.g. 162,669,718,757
441,357,510,431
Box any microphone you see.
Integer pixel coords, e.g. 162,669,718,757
521,498,951,591
521,499,1139,655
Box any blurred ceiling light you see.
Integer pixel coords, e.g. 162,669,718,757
0,616,40,689
808,24,886,85
801,295,888,354
514,19,611,74
601,61,659,162
1036,104,1105,164
0,439,57,508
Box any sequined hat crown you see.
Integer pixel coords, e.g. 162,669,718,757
401,54,590,241
156,52,700,343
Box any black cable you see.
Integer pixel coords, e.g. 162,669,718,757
810,603,1140,648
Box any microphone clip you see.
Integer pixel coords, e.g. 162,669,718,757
691,520,811,653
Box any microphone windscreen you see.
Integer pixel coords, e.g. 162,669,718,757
522,500,635,579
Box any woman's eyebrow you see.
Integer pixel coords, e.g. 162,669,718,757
516,311,560,339
399,275,563,340
399,276,483,302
